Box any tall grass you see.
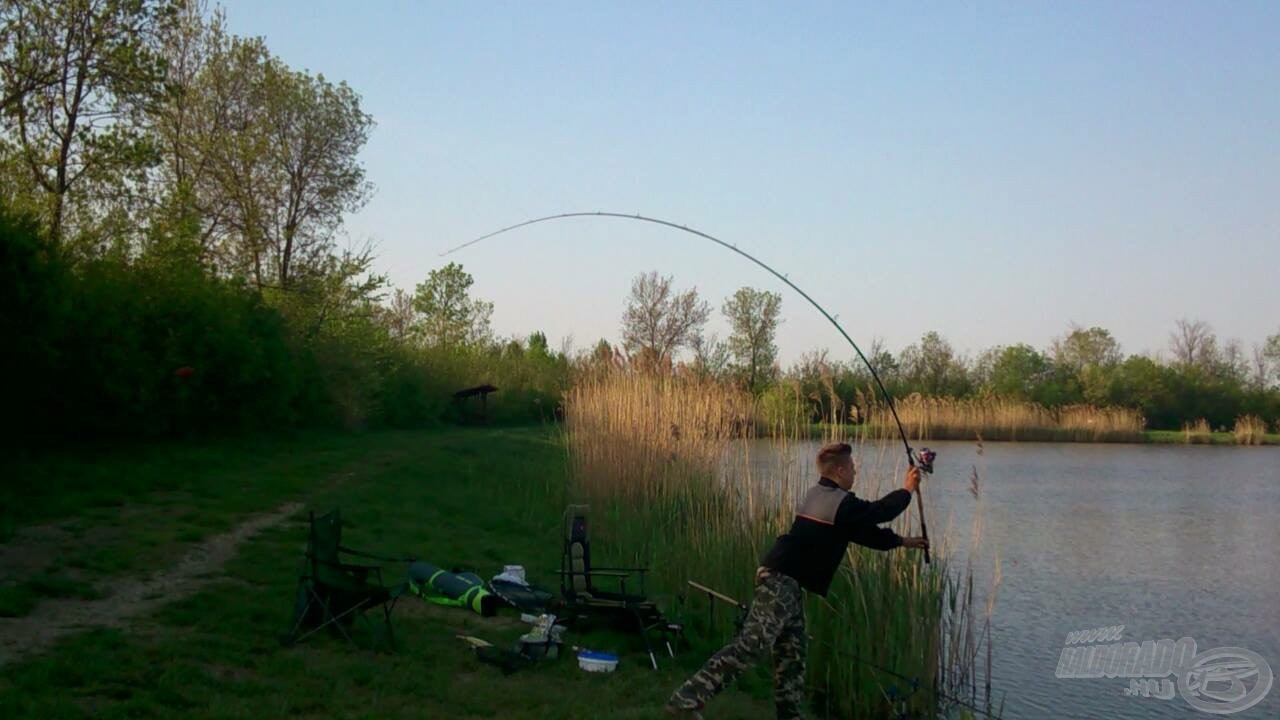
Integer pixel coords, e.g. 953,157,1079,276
1232,415,1268,446
868,395,1145,442
1183,418,1212,444
563,372,997,718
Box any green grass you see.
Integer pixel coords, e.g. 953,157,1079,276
0,428,771,719
1142,430,1280,445
0,573,103,617
0,431,436,597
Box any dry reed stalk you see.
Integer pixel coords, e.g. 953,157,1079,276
563,370,999,718
1183,418,1211,444
869,395,1145,442
1232,415,1267,445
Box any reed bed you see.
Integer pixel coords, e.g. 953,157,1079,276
563,372,997,718
1232,415,1268,446
1183,418,1212,444
868,395,1145,442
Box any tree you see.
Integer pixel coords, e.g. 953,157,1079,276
1106,355,1175,426
0,3,60,113
260,65,372,288
790,348,846,422
1217,338,1249,382
586,338,617,371
898,331,970,397
689,332,731,381
1052,325,1122,403
1259,332,1280,389
620,271,710,364
722,286,782,391
380,288,417,342
151,16,373,287
1,0,170,248
152,0,214,190
1169,318,1218,368
985,344,1051,400
1249,343,1270,391
1052,325,1122,372
268,241,386,341
412,262,492,348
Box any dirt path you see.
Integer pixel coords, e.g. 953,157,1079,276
0,501,302,667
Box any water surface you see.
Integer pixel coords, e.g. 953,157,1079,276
739,439,1280,719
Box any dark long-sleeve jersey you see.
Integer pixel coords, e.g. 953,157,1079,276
759,477,912,595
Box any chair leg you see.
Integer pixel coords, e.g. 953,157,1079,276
293,590,361,647
633,609,659,670
282,581,313,646
380,597,398,652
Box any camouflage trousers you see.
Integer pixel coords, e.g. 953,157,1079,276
670,569,807,720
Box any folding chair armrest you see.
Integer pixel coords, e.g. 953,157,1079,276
338,545,414,563
333,560,382,572
591,566,649,575
313,556,383,573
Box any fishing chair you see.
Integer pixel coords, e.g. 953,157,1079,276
556,505,683,669
283,509,411,651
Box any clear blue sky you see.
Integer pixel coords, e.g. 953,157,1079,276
220,1,1279,363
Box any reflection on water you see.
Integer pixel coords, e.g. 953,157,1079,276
734,439,1280,719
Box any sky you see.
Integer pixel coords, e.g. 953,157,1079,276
218,1,1279,364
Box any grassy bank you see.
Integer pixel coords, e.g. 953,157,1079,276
1143,430,1280,446
0,427,771,719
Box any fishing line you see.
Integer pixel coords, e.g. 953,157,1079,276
443,212,932,560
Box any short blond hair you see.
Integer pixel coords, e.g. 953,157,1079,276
816,442,853,477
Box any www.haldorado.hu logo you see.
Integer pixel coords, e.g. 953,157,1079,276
1055,626,1273,715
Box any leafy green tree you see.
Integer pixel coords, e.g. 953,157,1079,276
985,344,1051,400
151,12,373,288
378,288,417,342
1052,326,1122,403
1053,326,1122,371
898,331,970,397
587,338,616,368
412,262,493,348
722,286,782,391
620,271,710,364
528,331,550,358
1105,356,1175,425
0,0,170,249
689,333,731,381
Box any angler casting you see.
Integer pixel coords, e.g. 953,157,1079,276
666,442,929,719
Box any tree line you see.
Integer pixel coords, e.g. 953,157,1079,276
603,272,1280,431
3,2,1276,444
1,1,569,444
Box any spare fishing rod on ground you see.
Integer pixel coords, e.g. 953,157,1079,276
445,211,934,561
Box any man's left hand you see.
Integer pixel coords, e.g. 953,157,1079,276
902,536,929,550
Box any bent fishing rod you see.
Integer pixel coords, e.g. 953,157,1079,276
443,211,934,562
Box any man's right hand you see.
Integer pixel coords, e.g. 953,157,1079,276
902,536,930,551
904,466,921,494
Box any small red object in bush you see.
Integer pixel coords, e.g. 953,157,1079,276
175,366,195,378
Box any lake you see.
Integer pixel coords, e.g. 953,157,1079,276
739,439,1280,719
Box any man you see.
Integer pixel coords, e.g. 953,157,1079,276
666,442,928,719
